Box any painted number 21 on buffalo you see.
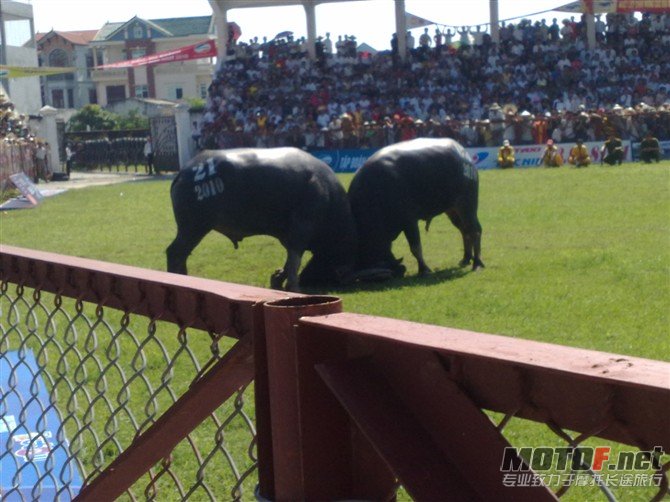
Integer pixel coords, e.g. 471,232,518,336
193,158,224,201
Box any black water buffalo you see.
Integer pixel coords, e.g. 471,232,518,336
348,138,484,276
167,148,357,291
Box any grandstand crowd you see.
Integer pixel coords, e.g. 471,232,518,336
200,11,670,151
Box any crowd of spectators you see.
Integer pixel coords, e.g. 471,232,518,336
200,11,670,151
0,91,50,185
1,92,33,145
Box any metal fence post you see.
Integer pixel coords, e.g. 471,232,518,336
262,296,397,501
262,296,343,501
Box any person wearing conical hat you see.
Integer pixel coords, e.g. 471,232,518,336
497,139,515,168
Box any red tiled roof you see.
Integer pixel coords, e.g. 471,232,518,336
60,30,99,45
36,30,99,46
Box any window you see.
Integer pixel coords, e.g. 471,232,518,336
51,89,65,108
131,48,146,59
106,85,126,104
165,85,185,101
135,85,149,98
89,88,98,104
133,25,144,39
48,49,69,67
67,89,74,108
199,83,208,99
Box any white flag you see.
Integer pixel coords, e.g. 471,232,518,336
405,12,437,30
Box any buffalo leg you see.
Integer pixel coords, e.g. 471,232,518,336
446,210,472,267
404,221,431,275
166,226,209,275
462,209,484,270
271,249,303,292
284,249,303,292
447,208,484,270
270,268,287,290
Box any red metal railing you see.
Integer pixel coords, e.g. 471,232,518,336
1,245,668,501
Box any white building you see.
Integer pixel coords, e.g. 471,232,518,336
0,0,41,114
36,30,99,109
90,15,216,107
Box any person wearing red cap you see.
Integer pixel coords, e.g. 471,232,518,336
541,139,563,167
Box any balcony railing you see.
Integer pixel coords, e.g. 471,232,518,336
90,68,128,81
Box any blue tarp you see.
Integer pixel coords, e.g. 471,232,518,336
0,350,83,500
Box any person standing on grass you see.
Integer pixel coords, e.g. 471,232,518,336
568,138,591,167
65,143,73,177
144,137,155,175
34,140,50,183
191,121,201,150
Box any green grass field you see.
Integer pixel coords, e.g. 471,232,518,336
1,162,668,500
2,163,668,358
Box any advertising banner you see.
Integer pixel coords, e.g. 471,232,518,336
0,350,83,499
631,140,670,160
616,0,670,12
0,65,76,79
97,39,217,69
311,148,377,172
314,141,633,173
466,141,632,170
557,0,670,13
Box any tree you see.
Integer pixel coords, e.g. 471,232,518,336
118,110,149,130
66,105,120,132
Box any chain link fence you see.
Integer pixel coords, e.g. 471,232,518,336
1,246,668,501
0,283,258,501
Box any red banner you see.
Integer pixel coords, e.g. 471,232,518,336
98,39,217,69
559,0,670,12
616,0,670,12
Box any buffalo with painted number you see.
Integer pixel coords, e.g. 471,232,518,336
348,138,484,277
166,148,358,291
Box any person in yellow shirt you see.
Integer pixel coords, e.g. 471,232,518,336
497,139,515,168
568,138,591,167
541,139,563,167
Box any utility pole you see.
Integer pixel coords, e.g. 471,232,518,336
0,0,7,93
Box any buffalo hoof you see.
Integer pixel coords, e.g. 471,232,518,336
472,260,485,271
459,258,472,268
270,269,286,290
418,266,432,276
392,264,406,278
285,283,302,293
